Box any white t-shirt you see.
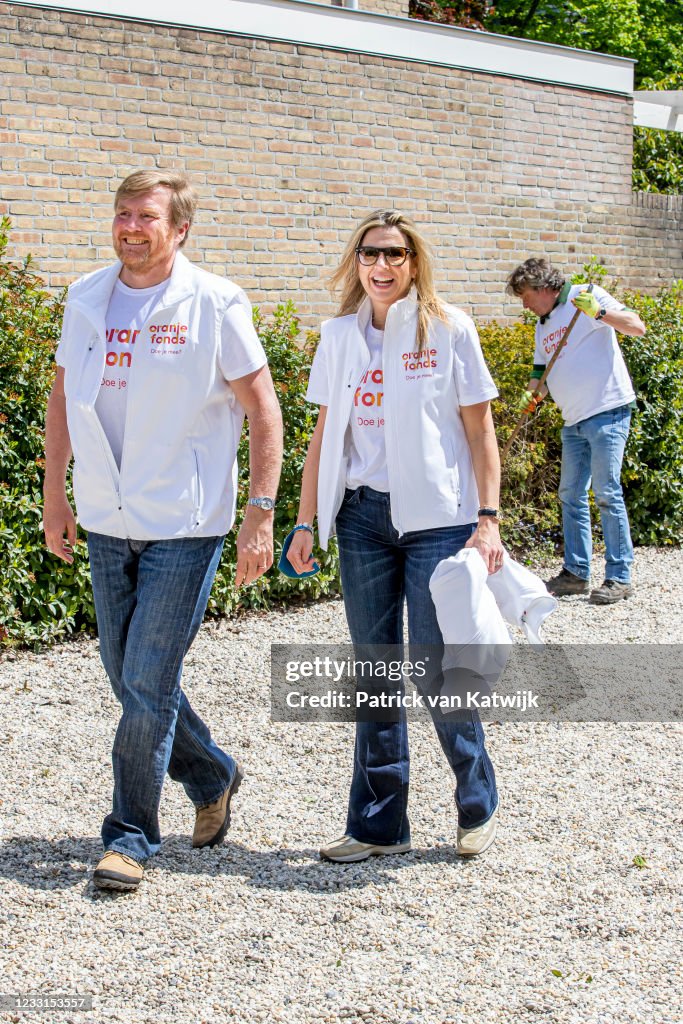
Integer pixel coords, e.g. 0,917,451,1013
98,279,168,468
94,276,266,472
306,299,499,542
346,322,389,491
534,284,635,427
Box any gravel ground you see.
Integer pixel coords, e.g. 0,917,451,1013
1,547,681,1024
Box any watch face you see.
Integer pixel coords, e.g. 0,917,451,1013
251,497,275,511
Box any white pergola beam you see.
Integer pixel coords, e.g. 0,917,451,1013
633,90,683,133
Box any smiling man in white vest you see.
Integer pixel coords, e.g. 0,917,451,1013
43,170,283,892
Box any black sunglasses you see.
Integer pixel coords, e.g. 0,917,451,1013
355,245,415,267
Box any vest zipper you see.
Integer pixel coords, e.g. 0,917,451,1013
193,447,202,527
94,418,125,523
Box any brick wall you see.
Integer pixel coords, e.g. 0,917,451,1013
359,1,407,14
1,3,681,325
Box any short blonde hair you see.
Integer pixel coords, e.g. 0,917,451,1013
329,210,448,351
114,170,198,247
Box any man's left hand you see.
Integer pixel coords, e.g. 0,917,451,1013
465,517,504,575
235,507,274,587
572,289,601,319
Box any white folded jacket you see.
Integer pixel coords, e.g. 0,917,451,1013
487,551,558,647
429,549,512,692
429,548,557,649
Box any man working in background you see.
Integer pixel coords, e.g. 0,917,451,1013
43,170,283,891
506,257,646,605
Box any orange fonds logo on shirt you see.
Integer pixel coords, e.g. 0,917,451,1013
354,367,383,408
354,367,384,429
150,323,187,345
542,324,569,357
149,323,188,358
403,348,437,372
105,326,138,367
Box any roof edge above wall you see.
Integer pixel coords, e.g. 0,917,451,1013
5,0,635,95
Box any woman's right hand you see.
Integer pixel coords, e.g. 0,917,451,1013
287,528,315,575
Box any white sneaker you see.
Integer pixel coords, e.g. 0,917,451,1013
320,834,412,863
457,807,498,857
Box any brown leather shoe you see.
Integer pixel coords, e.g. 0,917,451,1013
192,764,244,848
93,851,143,891
589,579,633,604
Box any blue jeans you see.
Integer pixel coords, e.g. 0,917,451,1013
335,487,498,844
87,532,236,863
559,405,634,583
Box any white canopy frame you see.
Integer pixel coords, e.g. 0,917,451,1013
633,91,683,133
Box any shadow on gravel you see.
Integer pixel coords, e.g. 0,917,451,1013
1,835,479,895
0,836,99,890
156,836,478,893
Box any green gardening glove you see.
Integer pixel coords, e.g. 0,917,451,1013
516,390,543,415
572,289,601,319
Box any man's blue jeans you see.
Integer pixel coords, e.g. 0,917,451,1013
87,532,237,863
559,404,634,583
335,487,498,845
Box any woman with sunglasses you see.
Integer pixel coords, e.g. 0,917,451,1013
287,210,503,862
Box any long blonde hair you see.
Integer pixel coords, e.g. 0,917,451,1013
329,210,448,351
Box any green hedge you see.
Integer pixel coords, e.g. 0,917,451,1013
480,320,565,552
0,219,94,647
1,220,682,646
619,285,683,545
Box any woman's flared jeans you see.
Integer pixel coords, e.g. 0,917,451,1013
335,487,498,845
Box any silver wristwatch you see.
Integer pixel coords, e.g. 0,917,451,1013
248,496,276,511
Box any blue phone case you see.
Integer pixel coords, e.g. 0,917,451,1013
278,527,320,579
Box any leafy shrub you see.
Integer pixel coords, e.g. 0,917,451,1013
479,321,564,553
409,1,489,27
633,126,683,195
0,217,95,647
619,285,683,545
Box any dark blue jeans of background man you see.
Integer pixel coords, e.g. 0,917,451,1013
335,487,498,846
87,532,237,863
